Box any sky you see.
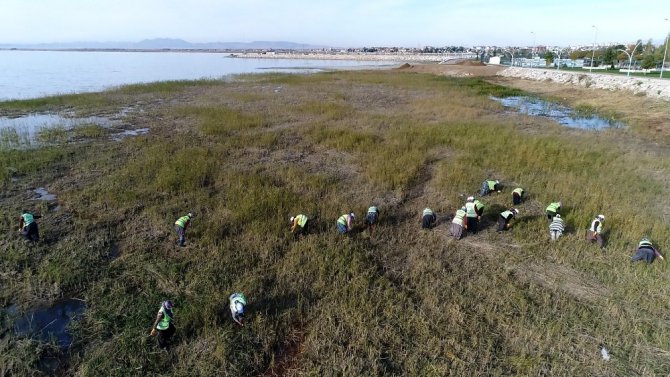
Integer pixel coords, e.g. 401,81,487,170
1,0,669,47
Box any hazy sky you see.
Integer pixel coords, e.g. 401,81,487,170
2,0,669,47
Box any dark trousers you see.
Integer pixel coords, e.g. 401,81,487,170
466,217,478,233
422,214,436,229
294,222,309,238
513,193,522,205
157,323,175,349
632,248,655,264
175,225,186,246
21,222,39,242
497,216,509,231
546,211,556,221
365,212,378,226
586,231,603,247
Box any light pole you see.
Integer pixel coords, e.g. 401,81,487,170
553,49,562,70
504,48,516,67
661,18,669,78
590,25,598,73
618,42,641,77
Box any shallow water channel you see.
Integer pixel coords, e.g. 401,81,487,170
491,96,624,130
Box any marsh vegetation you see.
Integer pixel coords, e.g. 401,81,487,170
1,70,669,376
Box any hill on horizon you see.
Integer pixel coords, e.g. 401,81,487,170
0,38,326,50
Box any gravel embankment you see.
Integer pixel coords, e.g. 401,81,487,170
498,67,670,101
236,52,470,62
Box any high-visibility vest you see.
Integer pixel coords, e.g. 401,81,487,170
549,217,564,232
639,240,653,248
230,293,246,314
465,202,477,218
500,210,514,219
156,306,173,330
295,214,308,227
230,293,247,306
474,200,485,211
422,208,434,217
487,180,497,190
21,213,34,227
590,219,602,233
367,206,378,214
175,215,190,228
546,203,560,212
337,215,348,226
513,188,524,196
452,209,466,225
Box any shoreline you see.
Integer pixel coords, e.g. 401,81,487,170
233,51,476,62
1,48,474,62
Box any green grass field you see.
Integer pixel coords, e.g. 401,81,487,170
1,70,669,376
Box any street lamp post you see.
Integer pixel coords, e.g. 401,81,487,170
661,18,669,79
618,42,642,77
590,25,598,73
504,48,516,67
554,50,562,70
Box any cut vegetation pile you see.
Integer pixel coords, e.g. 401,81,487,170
1,70,669,376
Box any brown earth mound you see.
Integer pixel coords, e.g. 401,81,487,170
455,60,486,66
396,63,412,69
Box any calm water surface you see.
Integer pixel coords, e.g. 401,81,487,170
0,50,395,101
491,96,624,130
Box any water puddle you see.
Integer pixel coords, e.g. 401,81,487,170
0,107,147,148
33,187,57,201
0,113,115,137
491,96,624,130
111,127,149,141
10,299,86,348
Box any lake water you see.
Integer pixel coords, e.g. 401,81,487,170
0,50,396,101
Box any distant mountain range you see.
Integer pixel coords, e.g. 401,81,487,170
0,38,326,50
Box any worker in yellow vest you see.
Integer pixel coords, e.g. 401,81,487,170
451,206,467,239
421,208,437,229
290,214,309,238
150,300,175,349
174,213,193,247
497,208,519,231
512,187,524,205
18,209,41,242
365,206,380,235
586,214,605,248
545,202,561,221
465,197,479,234
337,212,355,234
229,293,247,326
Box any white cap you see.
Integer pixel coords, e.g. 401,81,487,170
187,213,193,217
555,214,561,218
467,196,474,202
598,214,605,220
290,216,295,223
496,180,500,184
235,302,244,314
350,212,355,218
513,208,519,215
